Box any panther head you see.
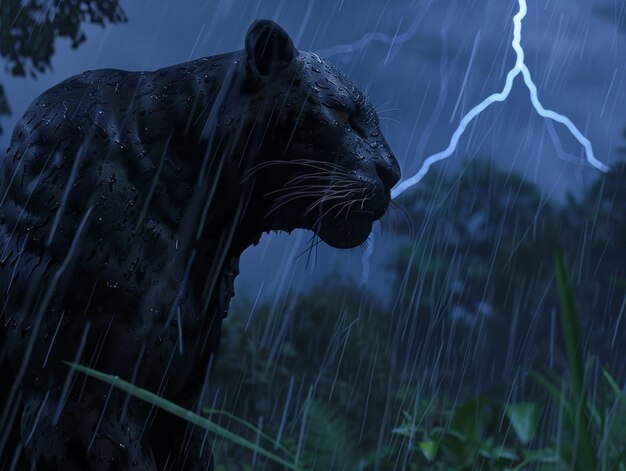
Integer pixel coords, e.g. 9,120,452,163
234,20,401,249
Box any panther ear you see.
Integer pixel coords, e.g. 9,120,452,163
245,20,297,79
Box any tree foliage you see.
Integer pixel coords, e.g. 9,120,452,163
0,0,126,132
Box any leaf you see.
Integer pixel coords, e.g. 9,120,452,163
449,398,486,441
477,443,519,461
603,370,626,400
505,403,540,444
297,399,360,470
511,448,561,470
418,440,438,462
392,424,416,437
531,372,566,405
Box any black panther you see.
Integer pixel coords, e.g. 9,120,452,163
0,20,400,470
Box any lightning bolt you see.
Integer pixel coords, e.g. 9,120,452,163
393,0,609,198
361,0,610,283
316,12,425,59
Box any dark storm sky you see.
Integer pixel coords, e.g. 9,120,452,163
1,0,625,302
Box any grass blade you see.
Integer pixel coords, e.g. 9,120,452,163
553,253,597,470
554,253,585,397
64,362,304,471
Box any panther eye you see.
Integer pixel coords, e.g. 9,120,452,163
334,109,350,125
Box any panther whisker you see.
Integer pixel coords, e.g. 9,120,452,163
294,179,358,190
304,181,375,217
272,191,332,204
378,116,401,125
265,189,354,218
284,173,355,186
304,191,361,216
385,200,415,239
338,196,366,220
269,187,358,204
242,158,347,181
336,200,358,219
294,233,323,265
257,158,346,172
300,188,363,212
372,99,393,113
310,195,369,228
375,107,401,116
265,180,361,197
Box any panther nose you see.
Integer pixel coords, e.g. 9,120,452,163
375,153,401,190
